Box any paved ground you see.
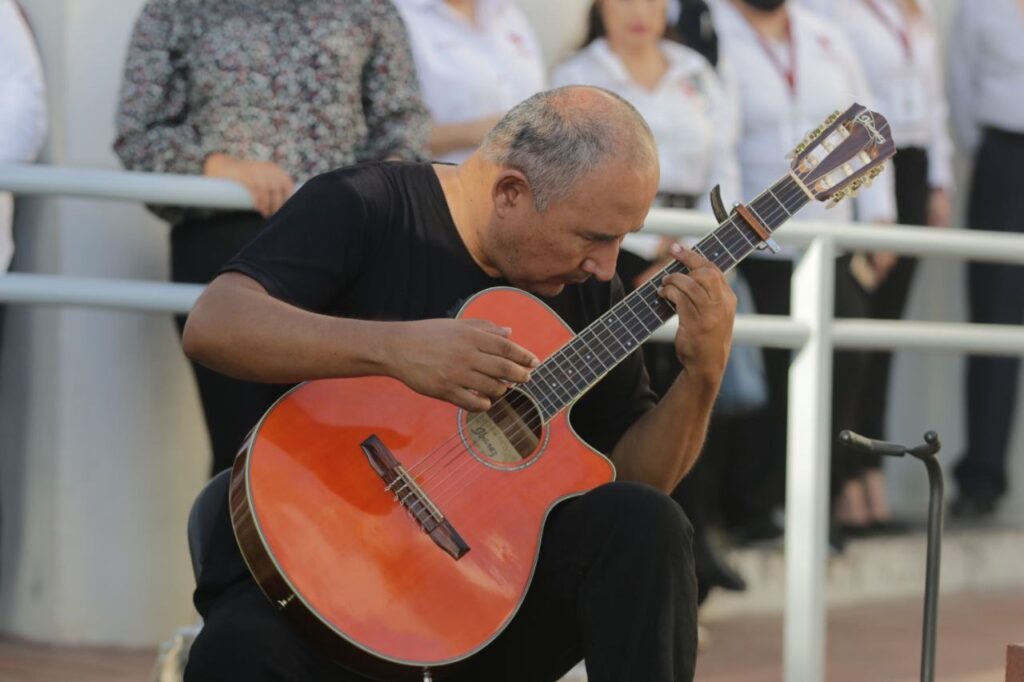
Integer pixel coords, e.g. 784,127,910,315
1,589,1019,681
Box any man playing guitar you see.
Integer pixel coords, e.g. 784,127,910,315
182,85,736,682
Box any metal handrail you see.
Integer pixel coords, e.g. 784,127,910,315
4,163,1024,682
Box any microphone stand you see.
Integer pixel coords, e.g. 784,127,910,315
839,429,943,682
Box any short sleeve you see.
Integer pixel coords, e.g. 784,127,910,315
222,171,377,312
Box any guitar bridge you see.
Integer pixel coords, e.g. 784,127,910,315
360,435,470,560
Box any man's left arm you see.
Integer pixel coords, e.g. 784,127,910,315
610,246,736,492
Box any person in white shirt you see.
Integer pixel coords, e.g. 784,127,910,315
0,0,47,366
552,0,740,287
553,0,749,601
394,0,547,163
0,0,47,275
711,0,897,549
803,0,954,533
946,0,1024,520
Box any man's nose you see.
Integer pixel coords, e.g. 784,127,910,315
581,243,619,282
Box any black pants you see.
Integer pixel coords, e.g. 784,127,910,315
171,211,286,475
955,128,1024,501
185,482,698,682
727,255,872,518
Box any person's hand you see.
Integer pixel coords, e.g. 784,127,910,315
927,187,952,227
869,250,899,281
631,238,678,289
656,244,736,379
203,153,295,218
388,319,540,412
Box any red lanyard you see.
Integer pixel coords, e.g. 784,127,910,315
863,0,913,60
753,16,797,96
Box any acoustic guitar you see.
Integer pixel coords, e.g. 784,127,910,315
229,104,895,680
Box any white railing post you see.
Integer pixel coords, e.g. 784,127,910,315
784,236,836,682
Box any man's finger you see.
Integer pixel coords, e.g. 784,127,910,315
450,387,491,413
464,370,511,399
475,355,533,384
670,243,715,271
658,278,700,319
661,273,713,307
476,330,540,368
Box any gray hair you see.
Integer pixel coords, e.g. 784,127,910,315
480,86,657,212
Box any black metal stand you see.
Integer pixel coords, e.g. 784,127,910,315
839,430,943,682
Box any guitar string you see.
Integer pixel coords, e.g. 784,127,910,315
403,199,763,496
401,210,758,493
410,176,807,514
423,113,895,492
399,175,806,519
390,120,891,518
424,177,811,510
422,209,767,504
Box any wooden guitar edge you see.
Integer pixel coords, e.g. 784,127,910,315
228,444,435,681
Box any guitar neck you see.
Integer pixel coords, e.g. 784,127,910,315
522,173,810,420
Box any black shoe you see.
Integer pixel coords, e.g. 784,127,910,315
828,525,848,555
728,517,783,546
696,551,747,593
949,495,998,520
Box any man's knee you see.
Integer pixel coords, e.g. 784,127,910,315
586,481,694,551
184,611,310,682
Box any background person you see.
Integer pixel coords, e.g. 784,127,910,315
0,0,48,315
552,0,749,601
805,0,955,533
946,0,1024,520
710,0,897,549
113,0,430,476
394,0,547,163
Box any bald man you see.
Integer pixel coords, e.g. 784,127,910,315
183,86,736,682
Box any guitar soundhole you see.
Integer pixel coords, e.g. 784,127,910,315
461,387,543,467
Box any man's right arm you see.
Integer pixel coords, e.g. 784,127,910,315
183,272,539,412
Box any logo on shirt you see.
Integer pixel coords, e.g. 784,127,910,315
506,31,534,58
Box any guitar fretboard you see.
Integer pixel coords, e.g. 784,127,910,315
521,173,810,420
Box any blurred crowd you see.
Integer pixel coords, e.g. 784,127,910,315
4,0,1023,610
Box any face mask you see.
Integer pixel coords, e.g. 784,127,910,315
740,0,786,10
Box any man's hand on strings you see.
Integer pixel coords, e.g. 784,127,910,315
656,244,736,381
388,319,540,413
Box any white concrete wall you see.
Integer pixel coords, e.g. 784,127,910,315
0,0,1019,649
0,0,207,646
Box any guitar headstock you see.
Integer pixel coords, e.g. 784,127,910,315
788,103,896,208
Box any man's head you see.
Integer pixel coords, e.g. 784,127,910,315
471,85,660,297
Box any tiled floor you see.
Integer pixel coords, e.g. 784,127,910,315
1,589,1019,681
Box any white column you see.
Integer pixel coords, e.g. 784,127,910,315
783,237,835,682
0,0,208,646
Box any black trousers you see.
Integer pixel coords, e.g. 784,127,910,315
185,482,698,682
727,255,872,518
171,211,287,475
955,128,1024,501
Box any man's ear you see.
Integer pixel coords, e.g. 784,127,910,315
492,169,533,218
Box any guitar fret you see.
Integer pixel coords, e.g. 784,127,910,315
521,171,819,419
768,187,792,216
534,364,574,408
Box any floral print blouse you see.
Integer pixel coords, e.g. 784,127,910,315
114,0,430,222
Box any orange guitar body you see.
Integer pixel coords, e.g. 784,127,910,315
230,288,616,679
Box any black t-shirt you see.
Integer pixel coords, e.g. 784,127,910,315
195,161,657,613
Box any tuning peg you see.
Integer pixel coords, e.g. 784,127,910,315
825,190,847,209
